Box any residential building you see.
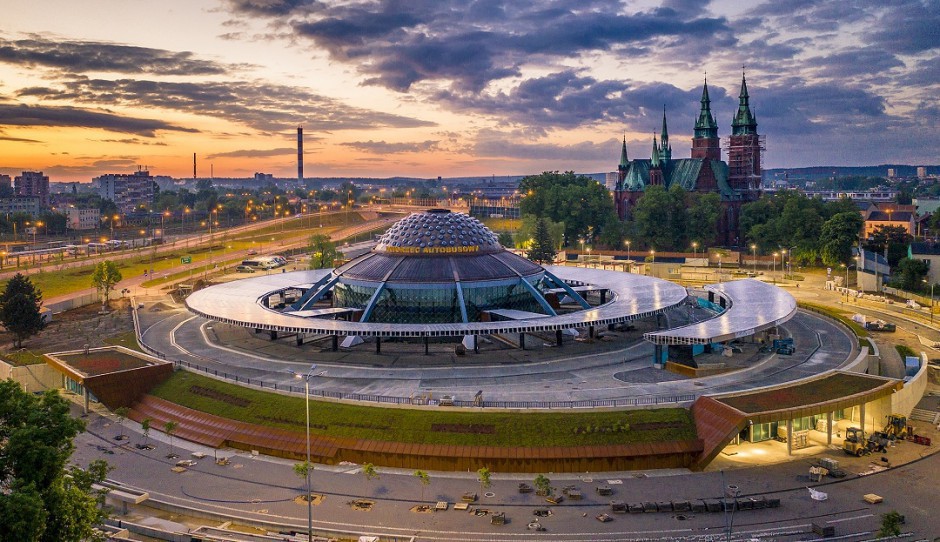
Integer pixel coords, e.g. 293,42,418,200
14,171,50,207
910,242,940,286
65,207,100,231
92,169,155,214
0,174,11,191
863,210,915,238
0,197,41,217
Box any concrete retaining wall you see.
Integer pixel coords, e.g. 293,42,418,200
0,359,59,392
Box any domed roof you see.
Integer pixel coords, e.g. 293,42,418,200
374,209,501,254
335,209,543,283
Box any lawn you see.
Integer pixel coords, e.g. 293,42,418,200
1,350,46,366
151,371,697,447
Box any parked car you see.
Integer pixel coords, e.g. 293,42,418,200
246,249,258,255
236,265,256,273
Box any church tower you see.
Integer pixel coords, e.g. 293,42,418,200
614,135,630,218
659,108,672,163
649,134,664,186
691,78,721,160
727,73,762,192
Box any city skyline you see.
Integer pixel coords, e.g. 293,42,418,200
1,0,938,182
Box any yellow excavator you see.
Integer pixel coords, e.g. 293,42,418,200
883,414,914,440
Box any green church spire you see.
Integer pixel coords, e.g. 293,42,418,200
651,134,661,168
694,77,719,139
618,135,629,169
659,107,672,162
732,72,758,136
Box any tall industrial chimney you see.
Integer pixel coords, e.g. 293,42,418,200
193,153,197,179
297,126,304,183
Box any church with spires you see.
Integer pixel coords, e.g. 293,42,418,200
613,75,764,247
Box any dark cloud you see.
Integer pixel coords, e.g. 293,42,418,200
805,46,904,79
240,0,736,91
436,71,720,132
471,130,617,162
0,37,239,75
0,103,197,136
0,135,41,143
340,140,440,154
869,0,940,54
207,147,296,158
96,138,168,146
17,78,435,133
750,80,888,136
226,0,319,16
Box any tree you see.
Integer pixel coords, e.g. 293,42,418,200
0,273,46,348
362,463,379,481
91,261,122,311
164,420,179,458
308,234,338,269
893,257,929,291
632,185,673,249
293,461,313,486
864,225,910,268
413,470,430,501
686,192,721,249
534,474,552,496
497,231,514,248
0,380,112,541
114,406,129,441
518,171,615,244
878,510,904,537
140,418,152,447
526,218,556,264
476,467,492,494
819,212,864,267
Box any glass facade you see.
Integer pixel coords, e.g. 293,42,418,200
332,278,548,324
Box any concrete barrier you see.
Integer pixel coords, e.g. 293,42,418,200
0,359,58,392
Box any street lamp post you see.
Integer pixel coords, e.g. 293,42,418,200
842,263,848,302
292,364,320,542
772,252,778,283
691,241,698,263
924,279,934,324
751,244,757,275
625,239,631,272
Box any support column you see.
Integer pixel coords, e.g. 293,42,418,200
375,337,381,354
424,337,429,355
519,333,525,350
600,290,607,304
296,334,304,346
786,418,793,456
589,325,595,338
827,412,833,445
269,330,278,340
331,335,338,351
474,335,479,353
83,387,89,415
859,402,866,441
556,329,563,347
653,344,663,367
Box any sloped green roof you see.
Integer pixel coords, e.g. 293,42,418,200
622,160,650,191
664,159,703,191
617,158,736,199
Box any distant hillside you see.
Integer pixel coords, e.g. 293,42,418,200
765,165,939,180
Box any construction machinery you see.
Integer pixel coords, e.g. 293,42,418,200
842,427,871,456
883,414,914,440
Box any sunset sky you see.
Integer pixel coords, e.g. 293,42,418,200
1,0,938,182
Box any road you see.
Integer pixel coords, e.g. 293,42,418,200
74,405,940,541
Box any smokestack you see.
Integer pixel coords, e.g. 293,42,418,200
297,126,304,183
193,153,196,179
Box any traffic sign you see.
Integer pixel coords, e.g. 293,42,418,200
181,256,192,264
